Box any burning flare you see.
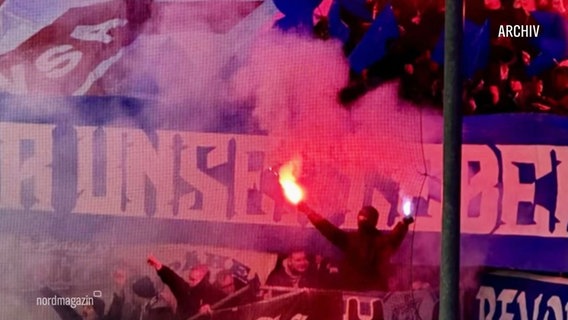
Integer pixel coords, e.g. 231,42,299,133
278,160,304,204
402,198,413,217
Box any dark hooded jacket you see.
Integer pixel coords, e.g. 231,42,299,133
305,211,409,292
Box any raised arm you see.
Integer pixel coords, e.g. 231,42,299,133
388,216,414,249
147,255,190,303
297,202,349,250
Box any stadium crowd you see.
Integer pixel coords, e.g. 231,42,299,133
39,249,437,320
39,205,428,320
324,0,568,115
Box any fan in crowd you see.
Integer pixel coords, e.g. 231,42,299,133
147,256,225,319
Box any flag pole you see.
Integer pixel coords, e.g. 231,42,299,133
440,0,463,317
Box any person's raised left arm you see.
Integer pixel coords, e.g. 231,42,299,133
389,216,414,249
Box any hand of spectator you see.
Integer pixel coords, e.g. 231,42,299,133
510,80,523,92
522,51,531,65
559,59,568,67
533,102,551,111
411,15,421,25
147,254,163,270
476,80,484,91
199,304,213,315
404,64,414,75
403,215,414,225
326,264,339,274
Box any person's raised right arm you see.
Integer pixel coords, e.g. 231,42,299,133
297,202,348,249
147,255,190,302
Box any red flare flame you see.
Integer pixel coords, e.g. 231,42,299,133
278,160,304,205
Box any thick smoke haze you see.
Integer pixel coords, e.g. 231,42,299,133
0,1,487,318
231,29,437,209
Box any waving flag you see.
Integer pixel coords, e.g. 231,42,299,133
527,10,568,76
0,1,140,96
0,0,264,96
531,10,566,39
273,0,322,33
0,0,111,56
526,38,568,76
328,0,350,43
348,4,399,73
432,19,490,79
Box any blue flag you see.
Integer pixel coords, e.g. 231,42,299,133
526,10,568,75
273,0,322,33
328,0,350,43
526,38,567,76
531,10,566,39
348,5,399,73
431,19,490,79
273,0,322,16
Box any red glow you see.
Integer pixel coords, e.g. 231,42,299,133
279,160,304,204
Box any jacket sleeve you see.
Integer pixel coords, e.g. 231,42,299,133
157,266,190,305
388,221,409,250
265,271,285,287
39,287,82,320
305,209,349,250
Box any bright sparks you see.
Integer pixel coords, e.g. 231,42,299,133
278,161,304,204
